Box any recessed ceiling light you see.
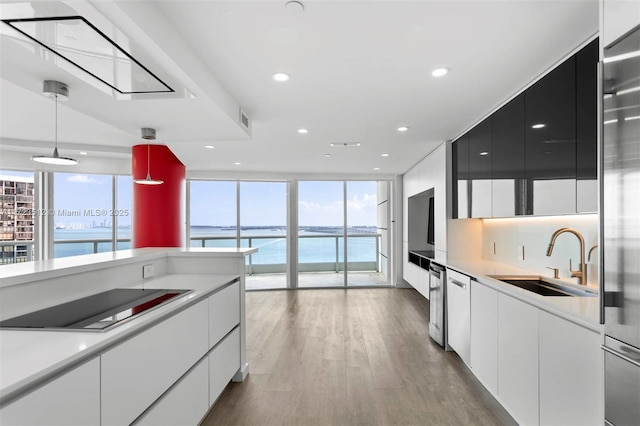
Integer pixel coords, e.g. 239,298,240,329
479,151,489,156
234,162,241,165
532,123,546,129
79,152,88,155
298,128,309,134
324,154,331,157
373,167,381,171
397,126,409,132
432,68,449,77
381,153,390,157
205,145,215,149
272,72,290,82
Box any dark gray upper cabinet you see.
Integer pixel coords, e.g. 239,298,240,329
492,94,526,180
576,38,599,180
469,119,492,179
452,133,470,219
469,119,492,217
525,56,577,180
450,39,597,219
491,93,526,217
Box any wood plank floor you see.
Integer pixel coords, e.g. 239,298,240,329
201,288,516,426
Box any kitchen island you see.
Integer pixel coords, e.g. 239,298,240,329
0,247,256,425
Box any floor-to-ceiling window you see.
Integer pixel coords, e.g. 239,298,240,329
189,180,238,248
240,182,287,290
189,179,391,290
53,172,114,258
297,181,345,288
346,181,387,286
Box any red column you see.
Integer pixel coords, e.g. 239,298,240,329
132,144,185,248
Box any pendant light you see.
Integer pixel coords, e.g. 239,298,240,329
32,80,78,166
133,127,164,185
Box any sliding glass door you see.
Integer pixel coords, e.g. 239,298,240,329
346,181,387,286
240,182,287,290
297,180,389,288
297,181,345,288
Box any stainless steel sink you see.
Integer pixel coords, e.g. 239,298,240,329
488,275,597,297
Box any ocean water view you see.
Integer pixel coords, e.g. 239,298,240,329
53,227,379,265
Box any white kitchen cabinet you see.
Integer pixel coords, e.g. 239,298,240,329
210,327,241,406
497,293,539,426
446,269,471,366
0,358,100,426
209,281,240,348
101,300,209,426
134,356,210,426
539,310,602,425
470,283,498,395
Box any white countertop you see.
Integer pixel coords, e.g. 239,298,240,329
446,258,601,332
0,273,239,406
0,247,257,288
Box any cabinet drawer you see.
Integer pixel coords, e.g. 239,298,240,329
101,300,209,426
210,327,241,406
0,358,100,426
134,356,209,426
209,281,240,348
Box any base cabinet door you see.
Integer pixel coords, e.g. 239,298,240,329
0,358,100,426
210,327,241,406
497,293,539,425
101,300,209,425
446,269,471,365
135,356,210,426
470,283,498,395
539,311,602,425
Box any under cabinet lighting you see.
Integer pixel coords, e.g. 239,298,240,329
532,123,546,129
604,119,619,125
234,162,242,165
397,126,409,132
625,115,640,121
479,151,489,156
381,153,390,157
298,128,309,134
79,152,88,155
205,145,215,149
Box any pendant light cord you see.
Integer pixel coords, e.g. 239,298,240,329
54,93,58,150
147,141,151,176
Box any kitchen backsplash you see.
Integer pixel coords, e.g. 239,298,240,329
482,214,599,287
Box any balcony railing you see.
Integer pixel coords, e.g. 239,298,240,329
190,234,380,275
2,234,381,274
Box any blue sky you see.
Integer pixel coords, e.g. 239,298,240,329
2,171,377,228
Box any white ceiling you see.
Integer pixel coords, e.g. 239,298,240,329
0,0,599,177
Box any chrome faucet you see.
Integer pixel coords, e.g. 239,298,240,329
546,227,587,285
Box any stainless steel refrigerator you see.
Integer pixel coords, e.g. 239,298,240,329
601,24,640,426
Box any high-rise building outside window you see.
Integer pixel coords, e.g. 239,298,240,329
0,170,35,264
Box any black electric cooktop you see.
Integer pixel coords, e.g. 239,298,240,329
0,288,192,332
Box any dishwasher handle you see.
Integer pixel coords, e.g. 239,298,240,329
449,278,467,290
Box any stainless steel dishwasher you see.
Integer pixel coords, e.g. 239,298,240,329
428,262,447,348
